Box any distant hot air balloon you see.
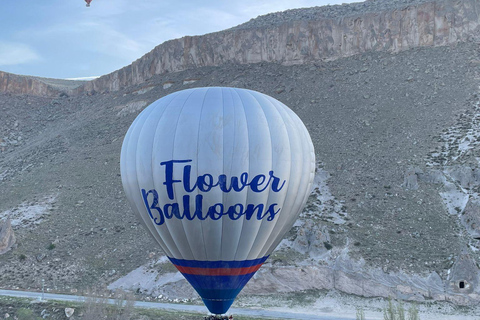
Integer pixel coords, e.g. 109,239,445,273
85,0,92,7
120,87,315,315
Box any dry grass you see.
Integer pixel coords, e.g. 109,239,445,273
83,289,135,320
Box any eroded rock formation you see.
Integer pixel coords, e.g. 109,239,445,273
77,0,480,94
0,219,15,254
0,71,60,97
1,0,479,97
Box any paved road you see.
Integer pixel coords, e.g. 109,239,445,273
0,289,354,320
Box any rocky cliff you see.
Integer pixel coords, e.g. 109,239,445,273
0,71,61,97
78,0,480,94
0,72,87,97
2,0,479,97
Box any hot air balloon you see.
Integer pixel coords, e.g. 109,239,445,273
85,0,92,7
120,87,315,315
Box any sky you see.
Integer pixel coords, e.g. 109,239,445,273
0,0,359,80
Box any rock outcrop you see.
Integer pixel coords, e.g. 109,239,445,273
64,308,74,318
1,0,479,97
0,219,15,254
0,71,60,97
77,0,480,94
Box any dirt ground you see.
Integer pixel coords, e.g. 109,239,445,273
1,41,480,307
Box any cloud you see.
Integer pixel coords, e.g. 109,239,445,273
0,41,41,66
78,21,146,61
64,76,100,81
19,20,146,63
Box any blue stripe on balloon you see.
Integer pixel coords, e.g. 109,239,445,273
182,273,256,293
168,255,269,268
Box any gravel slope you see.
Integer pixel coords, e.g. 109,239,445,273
0,38,480,307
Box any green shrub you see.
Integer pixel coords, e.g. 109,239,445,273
384,298,396,320
16,308,42,320
408,304,420,320
383,299,420,320
356,307,365,320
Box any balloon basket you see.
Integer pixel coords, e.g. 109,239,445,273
203,314,233,320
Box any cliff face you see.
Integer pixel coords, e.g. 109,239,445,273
79,0,480,94
1,0,480,97
0,71,60,97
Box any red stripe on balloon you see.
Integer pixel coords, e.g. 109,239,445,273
174,264,263,276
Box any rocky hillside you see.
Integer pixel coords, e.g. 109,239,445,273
1,0,480,313
76,0,480,94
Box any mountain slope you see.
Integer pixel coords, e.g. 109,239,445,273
1,0,480,310
76,0,480,95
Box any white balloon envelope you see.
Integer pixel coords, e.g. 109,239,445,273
120,87,315,314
